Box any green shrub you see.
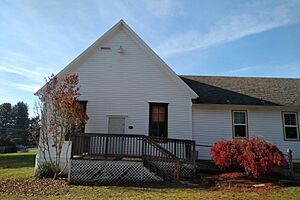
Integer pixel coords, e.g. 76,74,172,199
36,162,55,179
11,137,26,145
0,136,15,146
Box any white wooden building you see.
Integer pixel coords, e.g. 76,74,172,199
36,20,300,184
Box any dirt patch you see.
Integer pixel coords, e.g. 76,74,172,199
203,172,283,192
0,178,70,196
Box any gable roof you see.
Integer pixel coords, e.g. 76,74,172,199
180,75,300,107
36,20,198,99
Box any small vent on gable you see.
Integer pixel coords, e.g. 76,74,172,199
100,47,111,50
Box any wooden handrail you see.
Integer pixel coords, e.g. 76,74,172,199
149,135,195,143
142,136,180,181
195,144,212,147
145,137,177,159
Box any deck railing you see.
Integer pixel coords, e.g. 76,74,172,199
71,133,196,163
71,133,144,158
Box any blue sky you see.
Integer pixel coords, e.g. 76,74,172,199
0,0,300,116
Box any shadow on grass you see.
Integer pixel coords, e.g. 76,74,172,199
0,154,36,169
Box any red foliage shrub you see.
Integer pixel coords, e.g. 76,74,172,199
209,140,243,169
209,138,287,178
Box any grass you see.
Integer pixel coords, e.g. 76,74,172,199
0,151,300,200
1,184,300,200
0,150,37,179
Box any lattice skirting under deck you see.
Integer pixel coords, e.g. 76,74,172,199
69,159,163,185
151,161,195,178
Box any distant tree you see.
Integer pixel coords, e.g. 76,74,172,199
0,102,30,145
12,102,29,130
28,116,40,146
0,103,12,134
11,102,29,144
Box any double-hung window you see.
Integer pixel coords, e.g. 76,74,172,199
232,111,248,138
282,112,299,140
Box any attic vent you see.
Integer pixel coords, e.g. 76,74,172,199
100,47,111,50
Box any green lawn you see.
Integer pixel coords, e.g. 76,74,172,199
0,151,300,200
0,150,37,179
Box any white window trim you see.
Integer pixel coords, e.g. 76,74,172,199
232,110,248,138
282,112,299,141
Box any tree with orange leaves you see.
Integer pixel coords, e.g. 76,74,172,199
37,73,88,178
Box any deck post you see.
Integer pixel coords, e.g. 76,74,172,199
192,141,196,177
142,137,145,160
287,148,294,178
174,142,176,158
176,160,180,182
105,137,109,157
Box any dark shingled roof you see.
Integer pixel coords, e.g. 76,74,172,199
180,76,300,106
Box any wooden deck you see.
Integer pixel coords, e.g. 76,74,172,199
70,133,197,183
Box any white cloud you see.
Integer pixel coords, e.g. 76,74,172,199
0,77,40,93
0,65,24,76
222,67,253,75
0,65,49,82
221,63,300,77
156,1,300,57
14,83,41,93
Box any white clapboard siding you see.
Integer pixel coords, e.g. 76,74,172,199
192,106,300,161
248,110,300,161
192,108,232,160
72,28,193,140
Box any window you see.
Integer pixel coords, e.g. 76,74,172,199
283,112,299,140
149,103,168,138
232,111,248,138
